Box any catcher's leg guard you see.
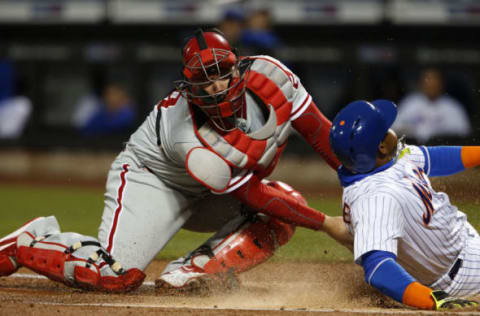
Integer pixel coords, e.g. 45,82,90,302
156,180,302,294
200,215,295,274
3,216,145,292
156,215,295,294
0,217,51,276
15,231,145,292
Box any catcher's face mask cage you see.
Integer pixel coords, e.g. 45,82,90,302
175,30,249,132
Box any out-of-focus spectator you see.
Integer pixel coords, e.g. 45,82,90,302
72,94,101,129
392,68,471,143
240,8,280,56
0,95,32,140
73,83,136,137
0,61,32,140
217,9,245,48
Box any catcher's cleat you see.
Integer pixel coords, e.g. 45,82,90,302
155,265,240,296
0,217,45,276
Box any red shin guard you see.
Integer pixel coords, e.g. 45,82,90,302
16,243,145,292
199,216,295,275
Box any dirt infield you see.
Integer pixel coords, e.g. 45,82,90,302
2,261,480,315
1,153,480,315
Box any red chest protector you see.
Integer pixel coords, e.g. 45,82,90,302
190,69,293,176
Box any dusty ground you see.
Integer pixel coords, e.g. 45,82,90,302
1,260,480,315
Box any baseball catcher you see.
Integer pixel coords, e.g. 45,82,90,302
325,99,480,310
0,28,340,293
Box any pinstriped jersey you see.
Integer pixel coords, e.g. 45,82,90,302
343,145,473,285
125,55,312,195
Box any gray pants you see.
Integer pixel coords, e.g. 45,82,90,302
97,151,245,271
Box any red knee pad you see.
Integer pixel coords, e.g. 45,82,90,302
202,216,296,275
268,217,296,246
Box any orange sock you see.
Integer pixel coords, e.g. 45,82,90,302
402,282,434,310
461,146,480,168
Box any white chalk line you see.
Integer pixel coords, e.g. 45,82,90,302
3,274,480,315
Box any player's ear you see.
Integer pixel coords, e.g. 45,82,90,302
378,130,398,159
377,132,392,159
378,141,389,155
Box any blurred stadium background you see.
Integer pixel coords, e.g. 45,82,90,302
0,0,479,240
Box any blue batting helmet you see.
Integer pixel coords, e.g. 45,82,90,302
329,99,397,173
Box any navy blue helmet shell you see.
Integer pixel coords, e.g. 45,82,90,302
329,99,397,173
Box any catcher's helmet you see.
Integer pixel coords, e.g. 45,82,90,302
176,29,248,131
329,99,397,173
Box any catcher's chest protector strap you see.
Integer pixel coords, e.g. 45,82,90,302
193,70,293,172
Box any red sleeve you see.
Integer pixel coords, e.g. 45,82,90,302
231,175,325,230
292,101,341,170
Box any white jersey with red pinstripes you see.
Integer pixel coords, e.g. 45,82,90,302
342,145,473,286
125,55,311,195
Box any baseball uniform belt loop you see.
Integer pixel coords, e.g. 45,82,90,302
448,258,463,280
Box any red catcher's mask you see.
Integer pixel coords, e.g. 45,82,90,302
175,29,249,132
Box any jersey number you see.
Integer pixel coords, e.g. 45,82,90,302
410,168,434,226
